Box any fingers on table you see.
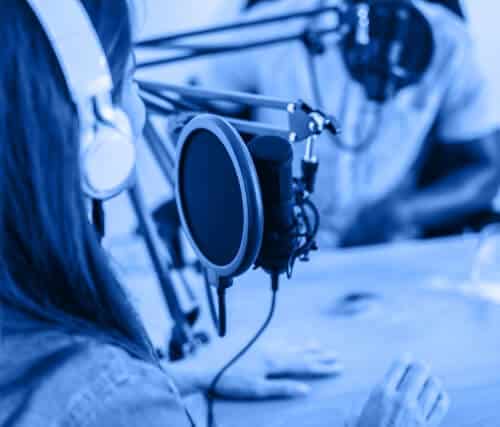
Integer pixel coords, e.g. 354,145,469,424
398,363,430,401
419,377,442,417
268,350,342,378
305,351,343,376
268,361,343,378
306,361,344,377
254,379,311,399
382,359,450,425
402,366,449,424
382,358,412,392
427,391,450,427
310,350,340,364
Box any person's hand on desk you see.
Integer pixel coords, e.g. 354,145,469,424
355,359,449,427
163,344,342,400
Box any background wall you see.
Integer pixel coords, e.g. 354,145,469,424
135,0,500,94
466,0,500,103
136,0,244,82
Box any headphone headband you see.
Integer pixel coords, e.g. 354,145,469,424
25,0,113,106
25,0,137,201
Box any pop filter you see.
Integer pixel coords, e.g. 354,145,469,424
175,114,264,282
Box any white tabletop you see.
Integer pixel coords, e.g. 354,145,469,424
111,234,500,426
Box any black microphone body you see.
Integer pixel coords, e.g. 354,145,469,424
248,136,297,275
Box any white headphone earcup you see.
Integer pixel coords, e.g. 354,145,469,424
81,108,136,200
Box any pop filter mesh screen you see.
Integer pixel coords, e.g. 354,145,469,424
178,129,244,266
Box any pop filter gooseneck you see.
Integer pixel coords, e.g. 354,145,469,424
175,114,264,336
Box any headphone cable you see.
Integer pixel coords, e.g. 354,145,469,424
206,272,280,427
92,199,105,243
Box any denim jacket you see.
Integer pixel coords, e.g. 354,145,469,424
0,308,194,427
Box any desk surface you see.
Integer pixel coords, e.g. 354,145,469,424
113,235,500,427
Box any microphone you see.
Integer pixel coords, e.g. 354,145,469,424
174,115,321,335
427,0,466,19
175,115,264,336
248,136,298,276
342,0,434,102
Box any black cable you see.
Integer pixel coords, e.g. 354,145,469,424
288,198,320,276
206,273,279,427
306,198,321,233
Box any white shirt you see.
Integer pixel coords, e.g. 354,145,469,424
200,0,500,236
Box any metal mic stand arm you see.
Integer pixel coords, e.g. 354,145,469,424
143,117,210,356
133,5,357,69
128,177,202,361
140,81,340,198
138,81,341,144
135,27,345,69
136,0,403,50
135,5,348,49
140,83,335,266
140,80,341,201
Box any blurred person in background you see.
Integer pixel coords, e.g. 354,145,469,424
200,0,500,247
0,1,450,426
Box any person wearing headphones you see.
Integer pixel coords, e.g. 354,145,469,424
201,0,500,247
0,0,449,426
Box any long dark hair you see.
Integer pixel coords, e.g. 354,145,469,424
0,0,156,363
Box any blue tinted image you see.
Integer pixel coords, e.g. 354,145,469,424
1,1,499,426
